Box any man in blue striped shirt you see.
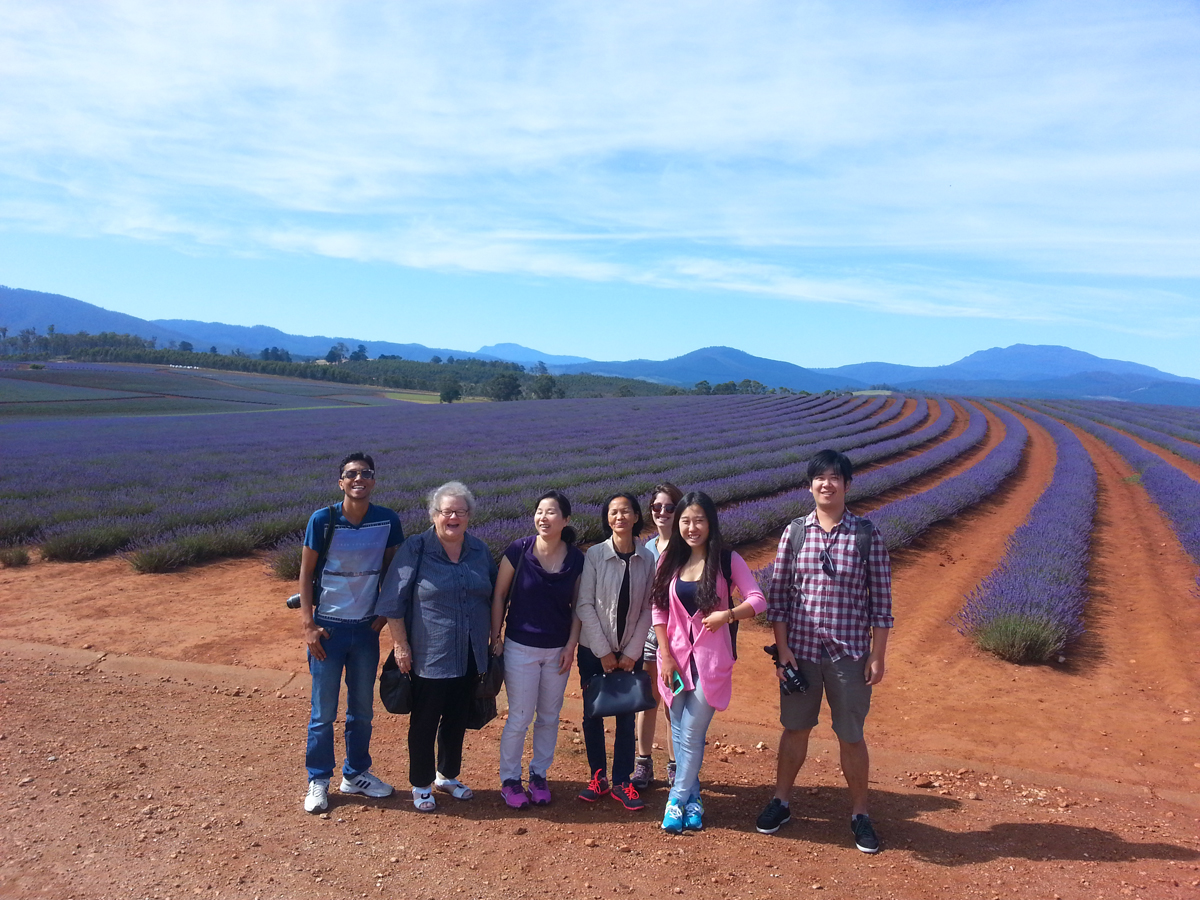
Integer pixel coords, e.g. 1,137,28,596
298,453,404,814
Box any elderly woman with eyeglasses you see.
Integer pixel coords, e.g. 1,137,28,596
377,481,497,812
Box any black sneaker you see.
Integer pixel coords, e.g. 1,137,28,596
611,782,645,811
851,814,880,853
755,797,791,834
577,770,610,802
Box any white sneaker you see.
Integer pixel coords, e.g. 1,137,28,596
340,770,394,798
304,778,329,813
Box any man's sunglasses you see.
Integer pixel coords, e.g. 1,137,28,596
651,503,676,515
340,468,375,481
819,548,836,578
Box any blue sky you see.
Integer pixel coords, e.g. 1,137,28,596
2,1,1199,375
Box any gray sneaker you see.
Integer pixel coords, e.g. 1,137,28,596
304,778,329,813
631,756,654,789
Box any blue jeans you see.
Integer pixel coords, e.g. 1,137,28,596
305,616,380,782
668,677,717,806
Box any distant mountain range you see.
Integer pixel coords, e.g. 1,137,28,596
5,284,1200,405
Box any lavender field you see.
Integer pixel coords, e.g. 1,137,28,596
4,392,945,570
6,381,1200,668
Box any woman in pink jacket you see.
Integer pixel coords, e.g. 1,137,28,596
650,491,766,833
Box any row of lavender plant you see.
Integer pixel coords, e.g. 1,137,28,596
749,400,1012,590
1049,400,1200,465
722,397,974,546
1,392,928,568
449,398,935,556
870,402,1028,549
340,396,930,559
1063,399,1200,444
225,393,931,566
1,393,832,542
1028,402,1200,565
954,405,1096,663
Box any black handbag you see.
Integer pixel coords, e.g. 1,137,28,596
583,669,656,719
477,651,505,700
467,649,504,729
378,650,412,714
477,543,521,701
465,695,497,730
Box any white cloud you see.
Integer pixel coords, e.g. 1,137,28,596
1,0,1199,321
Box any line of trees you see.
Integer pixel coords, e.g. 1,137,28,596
1,327,680,399
2,326,812,399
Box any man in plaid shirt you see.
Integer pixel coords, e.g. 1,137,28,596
755,449,893,853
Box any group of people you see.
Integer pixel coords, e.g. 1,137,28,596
298,448,893,853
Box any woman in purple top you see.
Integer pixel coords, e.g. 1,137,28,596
490,490,585,808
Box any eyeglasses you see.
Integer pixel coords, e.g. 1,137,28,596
340,468,375,481
437,508,469,518
650,503,675,515
819,547,836,578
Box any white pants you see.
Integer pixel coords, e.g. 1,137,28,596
499,640,570,782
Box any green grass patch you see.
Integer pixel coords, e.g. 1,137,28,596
971,614,1069,664
0,547,30,567
384,390,442,403
1123,473,1142,484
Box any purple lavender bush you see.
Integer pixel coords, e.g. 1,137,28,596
722,398,976,545
1032,402,1200,566
871,402,1028,550
1048,400,1200,467
954,406,1096,663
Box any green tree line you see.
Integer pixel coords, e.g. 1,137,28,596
0,327,683,399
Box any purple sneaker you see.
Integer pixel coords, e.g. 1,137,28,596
501,779,529,810
527,773,552,806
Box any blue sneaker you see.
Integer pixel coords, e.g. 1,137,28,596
683,799,704,831
661,800,684,834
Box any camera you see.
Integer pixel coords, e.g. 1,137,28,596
764,644,808,695
286,593,302,609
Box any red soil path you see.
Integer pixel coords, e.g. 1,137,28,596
2,403,1200,899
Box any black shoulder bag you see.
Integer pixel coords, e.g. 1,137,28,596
379,535,425,715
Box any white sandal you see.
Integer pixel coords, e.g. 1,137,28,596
433,775,474,800
411,786,436,812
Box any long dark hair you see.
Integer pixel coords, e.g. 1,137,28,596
535,489,576,545
650,491,727,613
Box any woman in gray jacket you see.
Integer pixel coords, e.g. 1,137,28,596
574,491,656,812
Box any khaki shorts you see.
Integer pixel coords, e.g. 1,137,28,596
779,652,872,743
